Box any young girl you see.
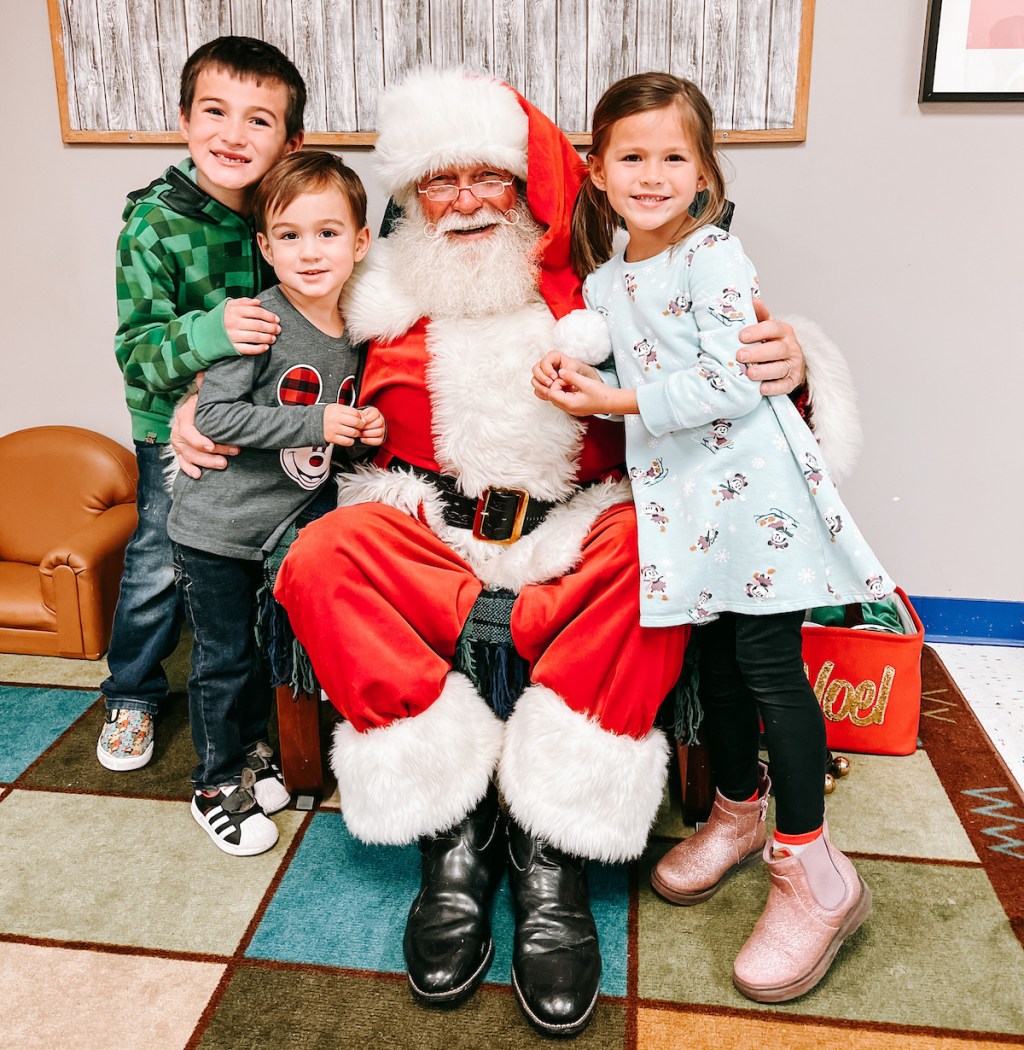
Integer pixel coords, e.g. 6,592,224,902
532,72,893,1003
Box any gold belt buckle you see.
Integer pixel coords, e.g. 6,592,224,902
472,487,530,545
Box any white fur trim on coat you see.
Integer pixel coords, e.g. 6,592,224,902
374,68,529,207
552,309,612,366
497,683,671,863
329,671,504,844
781,314,862,483
342,241,424,345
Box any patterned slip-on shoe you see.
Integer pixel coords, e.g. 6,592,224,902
244,740,291,815
96,707,155,771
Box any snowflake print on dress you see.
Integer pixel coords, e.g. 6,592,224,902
711,472,748,506
754,508,800,550
641,564,669,602
689,524,719,553
744,569,776,602
701,419,734,454
643,501,670,531
585,221,894,625
629,457,668,485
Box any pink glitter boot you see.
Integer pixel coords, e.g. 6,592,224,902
651,764,770,905
732,824,871,1002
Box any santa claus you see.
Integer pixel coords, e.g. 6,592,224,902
177,68,856,1037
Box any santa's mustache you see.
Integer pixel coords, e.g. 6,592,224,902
427,207,520,237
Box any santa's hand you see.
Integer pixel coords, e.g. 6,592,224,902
224,297,281,356
323,404,361,447
170,381,238,479
735,298,805,395
356,405,387,446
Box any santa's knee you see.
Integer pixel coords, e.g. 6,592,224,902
497,683,669,864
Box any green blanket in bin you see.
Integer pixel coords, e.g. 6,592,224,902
805,597,904,633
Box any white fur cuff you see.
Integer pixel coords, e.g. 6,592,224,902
497,684,670,863
330,672,504,844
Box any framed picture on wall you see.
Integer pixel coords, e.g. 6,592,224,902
48,0,816,145
920,0,1024,101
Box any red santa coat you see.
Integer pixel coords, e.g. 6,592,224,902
274,238,689,863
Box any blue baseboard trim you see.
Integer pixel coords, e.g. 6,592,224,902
908,595,1024,647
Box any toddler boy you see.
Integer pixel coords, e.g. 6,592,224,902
167,150,382,855
98,36,305,771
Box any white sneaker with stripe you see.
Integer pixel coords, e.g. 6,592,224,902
191,767,279,857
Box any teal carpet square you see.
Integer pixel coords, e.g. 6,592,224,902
0,686,96,782
248,811,629,995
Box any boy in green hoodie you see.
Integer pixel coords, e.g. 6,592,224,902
98,36,304,773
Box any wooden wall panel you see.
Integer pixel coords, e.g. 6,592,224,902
48,0,814,144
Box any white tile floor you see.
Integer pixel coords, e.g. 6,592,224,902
931,642,1024,794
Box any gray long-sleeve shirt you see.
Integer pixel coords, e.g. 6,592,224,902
167,285,364,560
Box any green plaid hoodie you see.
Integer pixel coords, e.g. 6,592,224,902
115,158,272,443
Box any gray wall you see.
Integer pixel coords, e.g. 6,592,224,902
2,0,1022,602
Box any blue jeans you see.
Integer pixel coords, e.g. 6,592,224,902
101,442,183,715
172,541,272,790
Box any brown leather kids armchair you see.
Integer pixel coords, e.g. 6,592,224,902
0,426,138,659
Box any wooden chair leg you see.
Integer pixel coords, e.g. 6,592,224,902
676,736,714,826
276,684,325,805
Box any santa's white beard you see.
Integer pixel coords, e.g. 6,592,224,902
386,202,544,319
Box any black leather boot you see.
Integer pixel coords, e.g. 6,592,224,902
403,783,506,1005
507,817,602,1037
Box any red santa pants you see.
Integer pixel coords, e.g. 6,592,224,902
274,501,689,737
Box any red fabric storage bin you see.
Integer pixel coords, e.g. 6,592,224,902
801,588,924,756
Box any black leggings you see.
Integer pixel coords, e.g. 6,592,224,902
697,609,826,835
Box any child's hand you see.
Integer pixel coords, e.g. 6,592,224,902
322,404,363,446
355,405,387,446
546,366,634,417
532,352,594,400
223,298,282,356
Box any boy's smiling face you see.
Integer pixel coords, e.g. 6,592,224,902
257,186,370,314
179,67,302,213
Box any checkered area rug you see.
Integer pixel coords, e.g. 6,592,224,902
0,646,1022,1049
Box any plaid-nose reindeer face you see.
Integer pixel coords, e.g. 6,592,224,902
276,366,333,491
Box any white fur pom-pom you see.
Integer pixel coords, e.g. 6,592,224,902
551,309,612,366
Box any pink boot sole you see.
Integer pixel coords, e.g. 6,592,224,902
651,845,762,905
733,876,872,1002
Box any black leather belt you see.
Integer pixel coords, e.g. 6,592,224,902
387,458,555,544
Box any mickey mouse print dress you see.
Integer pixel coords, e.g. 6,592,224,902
582,224,894,628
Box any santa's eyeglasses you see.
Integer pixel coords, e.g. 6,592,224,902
417,179,515,203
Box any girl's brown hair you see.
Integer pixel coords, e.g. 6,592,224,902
571,72,728,279
252,150,368,234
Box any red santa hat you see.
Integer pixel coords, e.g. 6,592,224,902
373,67,587,320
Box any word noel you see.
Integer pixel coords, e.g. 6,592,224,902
805,661,897,726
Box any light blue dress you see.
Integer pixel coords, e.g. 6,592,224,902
583,224,894,627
